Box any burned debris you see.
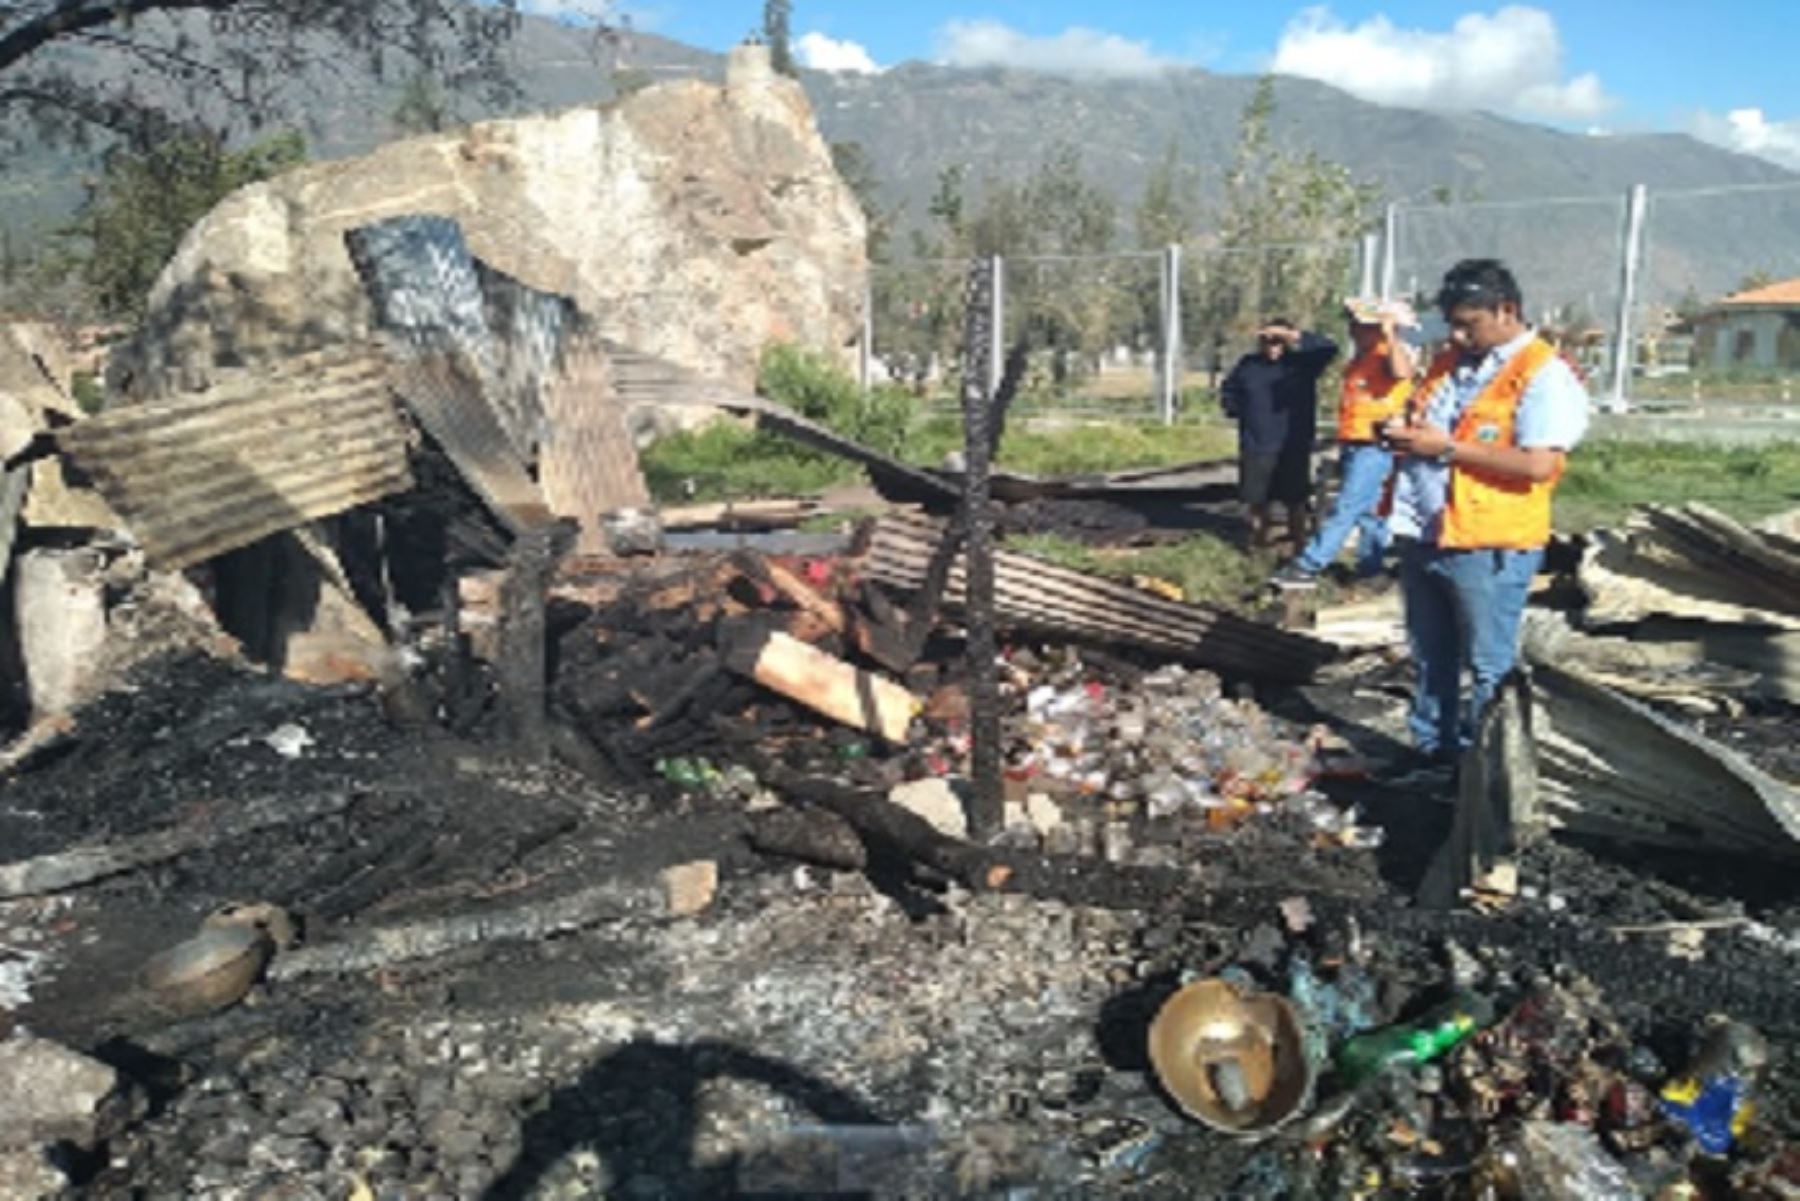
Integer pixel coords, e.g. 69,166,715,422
0,233,1797,1200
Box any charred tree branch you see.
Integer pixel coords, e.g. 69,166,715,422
0,790,356,898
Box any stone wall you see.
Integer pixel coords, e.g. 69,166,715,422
111,44,867,401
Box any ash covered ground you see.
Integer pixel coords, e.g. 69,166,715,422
3,622,1799,1198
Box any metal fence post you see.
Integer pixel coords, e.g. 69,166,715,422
1160,243,1183,425
858,275,874,391
1607,184,1649,412
1380,203,1399,301
988,256,1005,399
1359,232,1379,299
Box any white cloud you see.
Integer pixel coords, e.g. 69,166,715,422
519,0,662,28
1693,108,1800,171
521,0,605,18
1269,5,1615,121
796,31,881,74
933,19,1173,77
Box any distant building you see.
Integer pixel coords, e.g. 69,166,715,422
1696,279,1800,370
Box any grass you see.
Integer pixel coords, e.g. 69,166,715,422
643,411,1238,503
1006,531,1279,611
1555,440,1800,532
639,424,855,502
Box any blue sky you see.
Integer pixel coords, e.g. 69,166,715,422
558,1,1800,169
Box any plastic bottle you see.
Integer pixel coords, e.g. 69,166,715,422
1335,990,1495,1085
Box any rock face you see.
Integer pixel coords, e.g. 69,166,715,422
112,44,866,401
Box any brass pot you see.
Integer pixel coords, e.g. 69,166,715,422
141,922,272,1018
1148,978,1312,1134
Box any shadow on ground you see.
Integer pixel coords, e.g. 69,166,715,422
482,1040,891,1201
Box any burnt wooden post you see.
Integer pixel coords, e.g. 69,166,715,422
960,257,1005,840
495,520,572,758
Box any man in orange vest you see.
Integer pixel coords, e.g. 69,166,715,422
1275,298,1416,585
1380,259,1589,760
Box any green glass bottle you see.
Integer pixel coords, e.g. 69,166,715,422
1336,991,1495,1085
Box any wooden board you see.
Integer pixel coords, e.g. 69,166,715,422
538,336,649,554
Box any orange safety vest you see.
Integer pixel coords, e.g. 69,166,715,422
1402,337,1563,551
1336,342,1413,443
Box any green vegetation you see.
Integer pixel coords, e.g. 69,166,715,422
70,372,106,415
1556,440,1800,531
641,343,1238,503
641,421,855,501
908,415,1233,477
642,344,911,501
392,73,455,136
56,130,307,320
1007,532,1276,611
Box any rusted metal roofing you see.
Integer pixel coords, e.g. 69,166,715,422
58,345,413,570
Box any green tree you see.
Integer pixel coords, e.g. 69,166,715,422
1736,269,1776,294
1133,144,1200,356
1136,144,1197,251
973,145,1118,385
868,165,971,394
829,140,891,263
1196,77,1377,375
391,72,453,136
763,0,795,77
62,129,307,319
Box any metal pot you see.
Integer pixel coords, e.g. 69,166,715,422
1148,977,1313,1135
141,921,273,1017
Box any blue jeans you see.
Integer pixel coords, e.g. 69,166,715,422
1295,443,1393,577
1399,541,1544,755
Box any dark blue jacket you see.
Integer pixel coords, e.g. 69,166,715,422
1220,333,1339,456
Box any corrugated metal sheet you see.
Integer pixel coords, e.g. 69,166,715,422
348,216,557,534
59,346,413,570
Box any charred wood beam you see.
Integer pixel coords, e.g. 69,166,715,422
758,764,1196,911
269,876,665,980
495,520,573,758
0,791,356,899
985,340,1031,462
959,258,1004,840
746,808,868,872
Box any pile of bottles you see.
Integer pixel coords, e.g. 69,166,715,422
998,652,1379,846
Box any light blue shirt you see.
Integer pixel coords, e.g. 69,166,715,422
1389,329,1590,543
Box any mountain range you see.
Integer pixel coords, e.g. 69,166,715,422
5,12,1797,311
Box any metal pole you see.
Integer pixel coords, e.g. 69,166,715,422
1380,203,1399,302
1359,232,1379,298
987,255,1005,399
1607,184,1648,413
1162,243,1183,424
858,276,874,391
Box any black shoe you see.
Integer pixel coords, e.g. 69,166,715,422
1271,562,1318,589
1383,747,1458,788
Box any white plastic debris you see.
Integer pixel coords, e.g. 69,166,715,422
262,723,315,759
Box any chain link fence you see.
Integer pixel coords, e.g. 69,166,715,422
867,241,1361,423
865,180,1800,423
1638,181,1800,409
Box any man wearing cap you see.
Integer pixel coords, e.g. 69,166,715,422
1275,299,1416,585
1381,258,1589,761
1220,318,1339,550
